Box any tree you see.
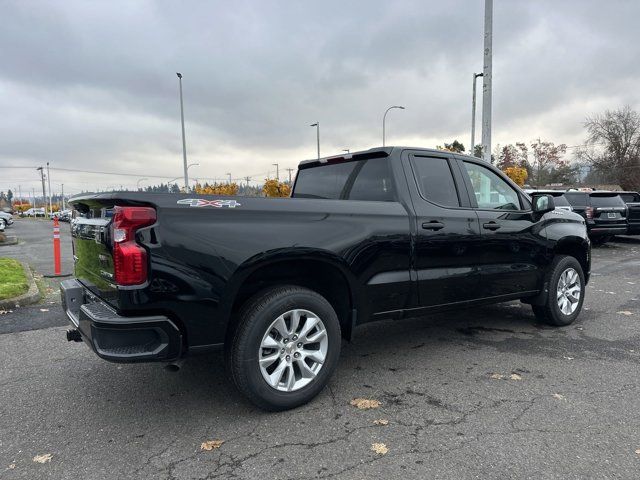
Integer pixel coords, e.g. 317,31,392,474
436,140,465,153
7,189,13,204
194,182,239,195
496,143,528,170
503,166,528,187
529,140,567,186
578,106,640,190
262,179,291,197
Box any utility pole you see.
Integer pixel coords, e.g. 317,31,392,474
244,176,251,188
176,73,189,191
61,184,65,210
481,0,493,163
471,72,483,156
226,172,232,184
286,168,294,184
310,123,320,159
272,163,279,181
47,162,53,214
18,185,21,206
32,188,35,207
36,167,46,213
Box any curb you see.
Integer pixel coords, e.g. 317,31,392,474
0,236,18,246
0,261,41,310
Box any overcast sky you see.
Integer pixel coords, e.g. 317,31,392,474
1,0,639,197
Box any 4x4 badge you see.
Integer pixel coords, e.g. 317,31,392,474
177,199,242,208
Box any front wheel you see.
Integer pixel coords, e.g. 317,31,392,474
532,255,585,326
227,286,341,411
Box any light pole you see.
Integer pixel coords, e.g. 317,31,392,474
272,163,279,181
286,168,294,184
382,106,405,147
481,0,493,163
310,123,320,159
137,178,148,190
46,162,53,215
36,167,46,212
470,72,483,156
226,172,232,184
176,72,189,190
187,162,199,188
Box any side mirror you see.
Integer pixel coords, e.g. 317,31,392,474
531,194,555,214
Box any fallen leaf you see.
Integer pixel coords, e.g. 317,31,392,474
563,356,574,360
39,308,49,312
617,311,634,316
627,282,636,285
33,454,52,464
9,464,15,469
489,373,504,380
636,448,640,456
350,398,381,409
373,419,389,426
552,393,565,400
371,443,388,455
200,440,224,451
510,373,523,381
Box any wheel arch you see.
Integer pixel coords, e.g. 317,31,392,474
553,236,590,283
223,250,360,343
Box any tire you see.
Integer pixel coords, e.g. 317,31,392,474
590,236,610,246
532,255,585,326
227,286,341,411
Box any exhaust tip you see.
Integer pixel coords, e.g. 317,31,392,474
66,328,82,342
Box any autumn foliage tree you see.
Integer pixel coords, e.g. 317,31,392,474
503,166,528,187
262,179,291,197
194,182,239,195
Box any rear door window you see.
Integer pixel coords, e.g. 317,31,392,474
551,195,571,207
410,156,460,207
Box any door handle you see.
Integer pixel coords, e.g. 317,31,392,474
422,221,445,231
483,222,501,230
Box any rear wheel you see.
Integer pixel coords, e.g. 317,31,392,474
532,255,585,326
227,286,341,411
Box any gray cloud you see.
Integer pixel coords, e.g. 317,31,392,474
1,0,639,194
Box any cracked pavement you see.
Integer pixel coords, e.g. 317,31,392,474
1,220,639,479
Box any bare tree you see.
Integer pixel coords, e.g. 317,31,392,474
580,106,640,190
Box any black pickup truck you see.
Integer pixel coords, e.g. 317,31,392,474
62,147,590,410
619,191,640,235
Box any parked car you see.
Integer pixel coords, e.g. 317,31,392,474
24,207,46,217
618,191,640,235
564,191,628,244
524,189,573,212
0,211,13,229
62,147,591,410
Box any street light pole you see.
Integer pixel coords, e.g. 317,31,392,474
226,173,232,184
286,168,294,184
46,162,53,214
61,184,65,211
272,163,279,181
481,0,493,163
310,123,320,159
176,73,189,190
382,106,405,147
471,72,483,156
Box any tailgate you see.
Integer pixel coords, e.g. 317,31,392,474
70,198,118,301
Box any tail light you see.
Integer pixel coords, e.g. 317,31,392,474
585,207,594,219
112,206,156,285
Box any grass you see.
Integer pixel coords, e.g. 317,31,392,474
0,258,29,300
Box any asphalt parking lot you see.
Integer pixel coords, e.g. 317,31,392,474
1,219,639,479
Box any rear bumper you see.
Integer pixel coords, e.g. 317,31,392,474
587,225,627,237
60,279,182,363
